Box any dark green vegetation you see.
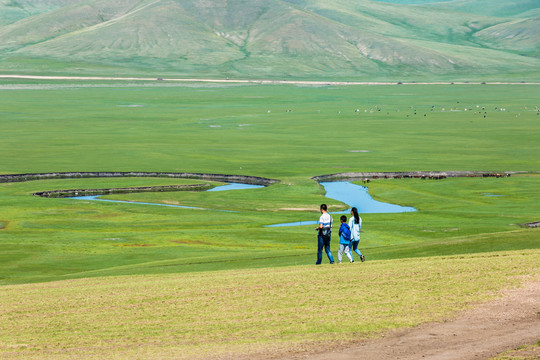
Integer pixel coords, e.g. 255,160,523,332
0,81,538,285
0,0,538,80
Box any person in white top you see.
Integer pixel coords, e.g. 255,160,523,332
315,204,335,265
348,207,365,262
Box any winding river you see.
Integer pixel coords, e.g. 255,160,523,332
71,182,264,211
266,181,416,227
70,181,416,226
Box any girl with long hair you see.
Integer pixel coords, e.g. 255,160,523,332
348,207,365,262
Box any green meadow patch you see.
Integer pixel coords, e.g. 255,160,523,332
0,250,538,359
0,81,538,358
1,174,539,285
0,82,539,285
0,82,539,176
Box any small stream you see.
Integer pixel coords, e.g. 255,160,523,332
71,183,264,211
70,181,415,227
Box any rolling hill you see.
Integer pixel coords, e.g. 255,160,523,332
0,0,538,80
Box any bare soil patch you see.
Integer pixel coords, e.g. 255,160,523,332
300,276,540,360
2,75,540,86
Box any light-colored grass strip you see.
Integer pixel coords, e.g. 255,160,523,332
1,249,538,359
490,341,540,360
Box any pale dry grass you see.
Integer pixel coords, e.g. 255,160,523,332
0,250,538,359
491,342,540,360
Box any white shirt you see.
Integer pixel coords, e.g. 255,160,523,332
319,212,333,229
348,216,362,241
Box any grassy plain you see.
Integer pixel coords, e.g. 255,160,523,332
1,81,538,282
0,81,539,357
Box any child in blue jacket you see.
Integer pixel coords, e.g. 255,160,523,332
338,215,354,263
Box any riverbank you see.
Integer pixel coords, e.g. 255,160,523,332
0,172,279,186
33,183,213,198
313,171,532,182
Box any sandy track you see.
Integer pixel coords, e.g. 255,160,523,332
1,74,539,86
302,276,540,360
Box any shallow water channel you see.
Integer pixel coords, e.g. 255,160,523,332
70,181,416,226
71,182,264,211
266,181,416,227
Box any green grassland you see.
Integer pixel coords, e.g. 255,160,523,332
0,81,538,285
0,81,539,358
1,82,539,175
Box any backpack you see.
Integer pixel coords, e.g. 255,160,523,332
341,223,351,241
320,227,331,236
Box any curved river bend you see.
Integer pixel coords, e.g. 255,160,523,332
266,181,416,227
71,183,264,211
70,181,416,226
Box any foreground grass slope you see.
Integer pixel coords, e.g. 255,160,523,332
0,78,538,358
2,173,538,285
0,250,538,359
0,0,538,79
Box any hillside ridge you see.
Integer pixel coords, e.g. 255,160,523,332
0,0,538,80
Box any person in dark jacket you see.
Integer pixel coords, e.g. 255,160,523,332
338,215,353,263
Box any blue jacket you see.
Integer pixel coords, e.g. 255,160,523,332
338,223,351,245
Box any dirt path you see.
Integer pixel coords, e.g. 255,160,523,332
1,74,539,86
303,276,540,360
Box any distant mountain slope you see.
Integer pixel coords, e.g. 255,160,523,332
473,17,539,54
0,0,538,80
0,0,84,25
429,0,540,17
370,0,538,17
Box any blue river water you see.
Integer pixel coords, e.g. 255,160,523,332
265,181,416,227
321,181,416,213
71,183,264,211
70,181,416,226
206,183,264,192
